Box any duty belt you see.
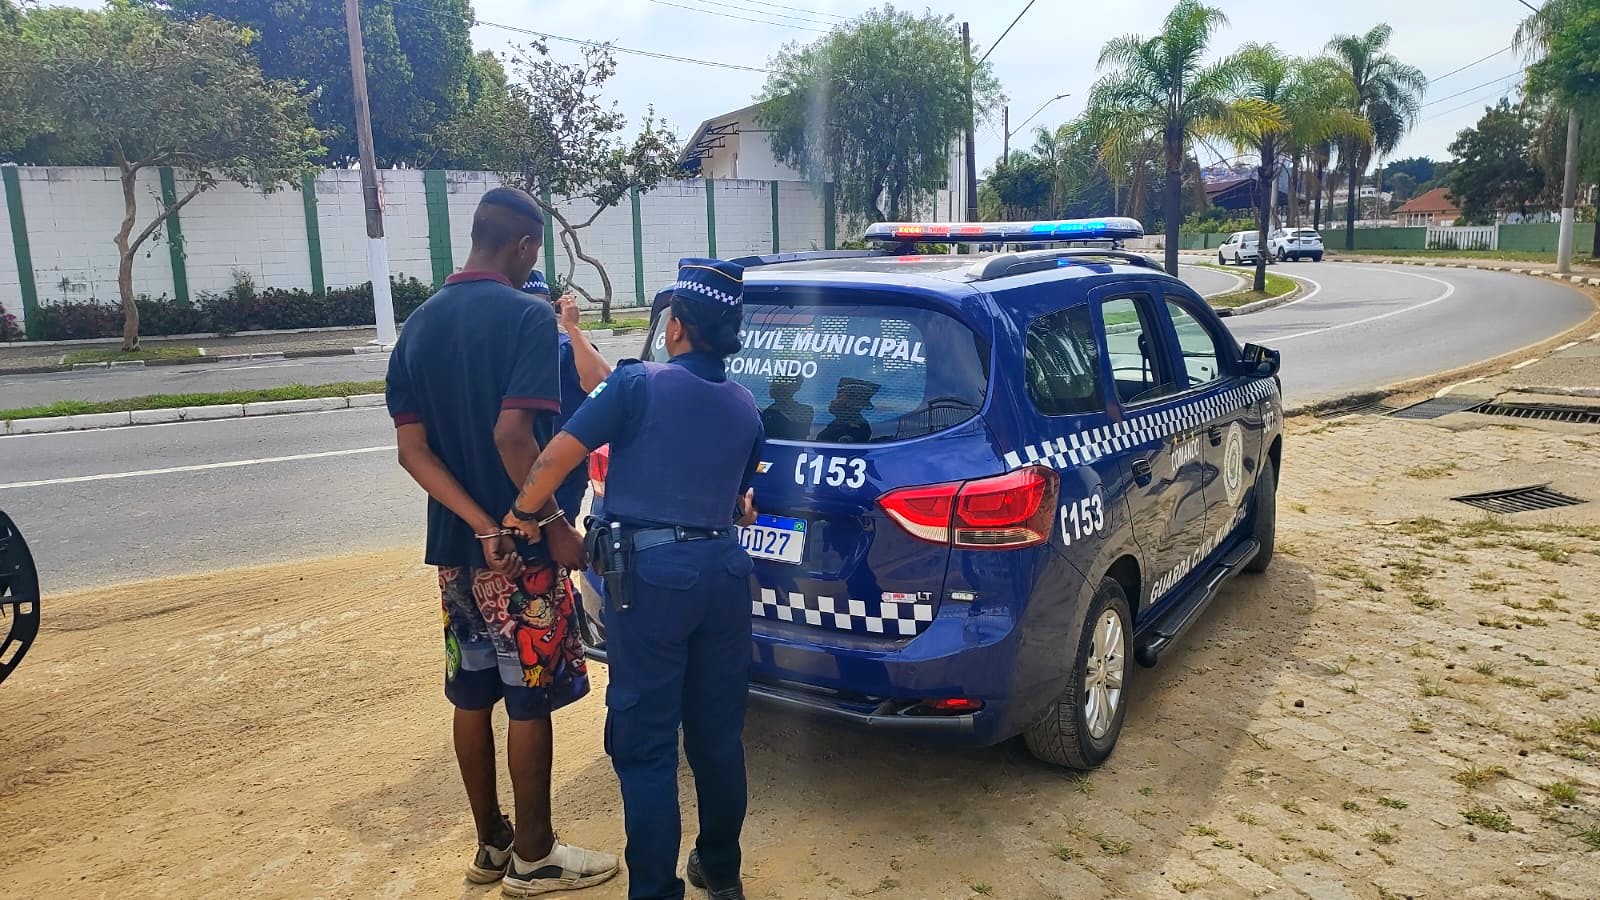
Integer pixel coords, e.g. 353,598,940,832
628,525,729,553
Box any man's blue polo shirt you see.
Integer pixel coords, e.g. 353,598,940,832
386,270,560,568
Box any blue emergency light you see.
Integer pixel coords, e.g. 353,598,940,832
864,217,1145,245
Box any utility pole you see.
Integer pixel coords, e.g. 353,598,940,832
962,22,978,224
344,0,397,345
1557,110,1580,273
1002,105,1010,165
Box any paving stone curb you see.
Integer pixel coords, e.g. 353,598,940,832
1,394,386,435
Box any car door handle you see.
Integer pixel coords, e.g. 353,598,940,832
1208,426,1223,446
1132,458,1153,486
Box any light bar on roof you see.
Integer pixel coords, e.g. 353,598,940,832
864,217,1145,244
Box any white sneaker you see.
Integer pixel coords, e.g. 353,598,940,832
466,817,515,884
501,840,620,897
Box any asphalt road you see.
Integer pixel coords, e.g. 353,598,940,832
3,262,1590,591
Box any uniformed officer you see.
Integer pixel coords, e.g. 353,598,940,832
502,258,763,900
520,271,613,523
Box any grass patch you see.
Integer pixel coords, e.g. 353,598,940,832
1094,834,1132,856
580,317,649,331
1378,797,1409,810
1304,847,1334,862
1409,717,1434,734
1499,675,1536,689
1367,828,1397,845
0,381,387,420
1192,824,1219,837
1462,805,1513,832
1452,764,1510,790
1341,800,1362,812
1332,248,1598,264
1575,825,1600,851
1540,781,1579,803
1051,844,1077,861
1138,785,1155,797
1418,676,1449,698
1403,462,1458,479
1471,661,1498,676
60,346,201,365
1204,268,1300,308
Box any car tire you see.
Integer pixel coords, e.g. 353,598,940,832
1245,456,1276,574
1312,253,1323,262
1234,252,1243,265
1218,251,1227,265
1024,578,1133,770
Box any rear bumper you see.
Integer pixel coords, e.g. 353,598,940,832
579,570,1074,747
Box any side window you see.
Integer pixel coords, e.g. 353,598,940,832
1165,298,1230,388
1099,295,1179,405
1026,305,1104,416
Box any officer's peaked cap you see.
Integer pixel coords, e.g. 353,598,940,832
521,270,551,297
669,258,744,323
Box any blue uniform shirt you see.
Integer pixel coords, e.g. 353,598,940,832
562,352,765,525
386,271,560,567
553,331,592,521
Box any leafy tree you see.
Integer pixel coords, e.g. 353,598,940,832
758,6,1001,224
147,0,477,166
1275,56,1367,229
1446,99,1545,223
1523,0,1600,254
1080,0,1278,274
1033,123,1117,220
1388,171,1417,202
440,41,678,322
1326,25,1427,248
983,153,1053,219
2,4,322,349
1380,156,1436,188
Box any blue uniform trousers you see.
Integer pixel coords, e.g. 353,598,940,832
603,536,753,900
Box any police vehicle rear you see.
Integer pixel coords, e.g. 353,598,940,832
581,218,1283,769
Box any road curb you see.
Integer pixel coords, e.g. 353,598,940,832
0,345,387,379
2,393,388,436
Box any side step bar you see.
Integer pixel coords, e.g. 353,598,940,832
1134,538,1260,668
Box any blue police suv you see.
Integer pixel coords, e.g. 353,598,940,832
581,218,1283,769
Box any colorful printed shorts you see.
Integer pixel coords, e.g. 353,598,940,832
438,558,590,720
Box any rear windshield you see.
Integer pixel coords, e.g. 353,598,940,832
646,300,988,444
1294,230,1321,238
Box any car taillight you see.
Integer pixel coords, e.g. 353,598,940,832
878,466,1058,549
588,444,610,496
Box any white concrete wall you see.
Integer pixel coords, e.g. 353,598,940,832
0,166,833,330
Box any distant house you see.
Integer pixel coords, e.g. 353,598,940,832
1394,188,1461,227
679,101,964,221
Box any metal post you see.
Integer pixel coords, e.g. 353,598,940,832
344,0,397,344
1557,110,1580,273
1002,105,1010,165
962,22,978,224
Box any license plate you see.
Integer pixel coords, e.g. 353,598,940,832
739,514,807,564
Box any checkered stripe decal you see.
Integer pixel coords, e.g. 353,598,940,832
1004,379,1279,471
753,588,935,637
671,279,739,305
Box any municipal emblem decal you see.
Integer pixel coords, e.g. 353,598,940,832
1222,421,1246,509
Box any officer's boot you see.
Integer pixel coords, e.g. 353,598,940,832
686,850,745,900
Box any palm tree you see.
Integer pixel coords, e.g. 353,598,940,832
1515,0,1591,263
1325,25,1427,250
1081,0,1278,274
1279,58,1368,230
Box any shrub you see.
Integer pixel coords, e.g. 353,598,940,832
0,303,22,341
22,275,438,341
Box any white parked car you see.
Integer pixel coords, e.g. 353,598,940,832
1216,231,1263,266
1269,227,1324,262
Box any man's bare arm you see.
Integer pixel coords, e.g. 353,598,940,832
558,296,613,392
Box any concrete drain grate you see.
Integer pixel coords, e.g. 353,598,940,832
1386,397,1485,420
1450,484,1587,514
1470,402,1600,425
1314,400,1395,419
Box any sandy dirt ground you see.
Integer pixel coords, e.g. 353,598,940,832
3,413,1599,899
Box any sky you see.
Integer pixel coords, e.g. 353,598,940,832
473,0,1538,173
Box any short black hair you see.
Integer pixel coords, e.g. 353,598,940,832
471,187,544,251
669,296,742,357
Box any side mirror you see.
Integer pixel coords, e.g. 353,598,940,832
1241,342,1280,377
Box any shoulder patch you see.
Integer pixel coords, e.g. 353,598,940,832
587,381,608,399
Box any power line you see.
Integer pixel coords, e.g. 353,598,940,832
978,0,1036,66
656,0,843,28
644,0,830,33
733,0,850,21
1427,44,1513,83
376,0,777,74
1421,76,1525,123
1419,69,1526,108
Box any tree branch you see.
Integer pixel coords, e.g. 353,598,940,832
129,181,207,256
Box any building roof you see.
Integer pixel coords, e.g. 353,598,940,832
1394,187,1460,215
677,102,763,170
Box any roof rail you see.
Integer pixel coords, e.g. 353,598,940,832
966,248,1166,281
728,250,887,270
